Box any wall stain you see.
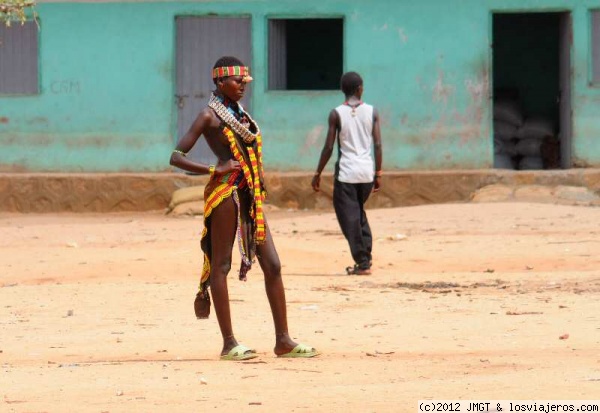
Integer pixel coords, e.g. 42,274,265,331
379,108,392,128
432,70,455,105
0,117,9,124
28,117,49,125
15,135,53,146
1,134,156,150
64,135,148,149
428,70,454,142
0,163,29,172
575,94,600,105
428,58,489,147
300,125,325,155
157,60,172,81
397,27,408,43
459,59,490,144
0,135,18,145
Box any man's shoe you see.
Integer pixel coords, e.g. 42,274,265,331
345,265,372,276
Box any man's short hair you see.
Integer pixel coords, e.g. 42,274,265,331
340,72,363,96
213,56,245,84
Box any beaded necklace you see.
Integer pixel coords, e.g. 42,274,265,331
208,93,260,144
344,99,363,117
218,95,244,119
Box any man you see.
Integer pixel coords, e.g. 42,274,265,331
311,71,383,275
170,56,318,360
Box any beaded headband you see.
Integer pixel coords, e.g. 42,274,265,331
212,66,253,82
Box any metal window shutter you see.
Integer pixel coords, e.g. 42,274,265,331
0,21,39,95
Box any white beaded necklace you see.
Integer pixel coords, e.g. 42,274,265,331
208,93,260,144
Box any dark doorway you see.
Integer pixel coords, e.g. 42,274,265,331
492,12,571,170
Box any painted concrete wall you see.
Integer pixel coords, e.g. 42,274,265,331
1,0,600,172
571,2,600,167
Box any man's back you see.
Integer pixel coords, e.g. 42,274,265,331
335,103,375,184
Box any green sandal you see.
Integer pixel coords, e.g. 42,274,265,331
277,343,320,358
220,344,258,361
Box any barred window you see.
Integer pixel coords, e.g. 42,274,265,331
268,18,343,90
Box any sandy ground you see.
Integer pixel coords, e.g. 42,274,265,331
1,202,600,413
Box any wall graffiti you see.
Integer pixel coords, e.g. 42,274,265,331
50,80,81,95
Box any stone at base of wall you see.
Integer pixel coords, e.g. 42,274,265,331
0,169,599,213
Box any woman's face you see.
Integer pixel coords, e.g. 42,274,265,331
218,76,247,102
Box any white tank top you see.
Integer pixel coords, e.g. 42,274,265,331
335,102,375,183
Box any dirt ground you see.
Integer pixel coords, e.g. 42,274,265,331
1,202,599,413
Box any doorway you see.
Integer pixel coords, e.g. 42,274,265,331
175,16,252,166
492,12,571,170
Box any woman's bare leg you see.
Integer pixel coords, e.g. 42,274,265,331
209,196,242,355
255,224,300,355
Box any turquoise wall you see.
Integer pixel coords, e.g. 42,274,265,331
1,0,599,172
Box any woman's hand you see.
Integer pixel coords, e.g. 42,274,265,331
215,159,241,175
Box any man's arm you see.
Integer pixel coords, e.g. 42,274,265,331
311,109,339,192
372,108,383,192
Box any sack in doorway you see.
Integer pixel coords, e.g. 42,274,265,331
518,156,544,170
494,138,517,156
494,153,516,169
493,99,524,127
494,120,518,141
516,117,555,140
516,138,544,157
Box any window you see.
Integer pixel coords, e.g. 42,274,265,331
268,18,343,90
592,10,600,84
0,21,39,95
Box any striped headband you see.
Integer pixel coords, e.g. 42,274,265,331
212,66,253,82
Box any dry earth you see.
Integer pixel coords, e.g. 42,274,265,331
1,202,599,412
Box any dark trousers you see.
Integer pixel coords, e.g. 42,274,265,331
333,179,373,269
